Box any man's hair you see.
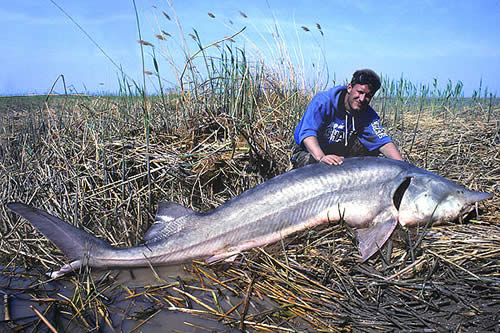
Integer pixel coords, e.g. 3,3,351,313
350,69,381,92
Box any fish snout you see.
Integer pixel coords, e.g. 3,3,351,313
465,190,493,204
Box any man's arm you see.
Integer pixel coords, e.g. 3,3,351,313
379,142,404,161
303,136,344,165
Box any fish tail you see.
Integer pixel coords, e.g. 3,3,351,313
6,202,112,263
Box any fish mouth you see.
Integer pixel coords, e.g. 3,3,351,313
458,201,485,223
459,205,474,220
460,191,493,222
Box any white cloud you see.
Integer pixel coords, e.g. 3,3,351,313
0,8,62,25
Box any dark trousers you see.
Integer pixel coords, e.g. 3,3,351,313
291,136,379,169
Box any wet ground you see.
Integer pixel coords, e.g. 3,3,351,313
0,264,278,332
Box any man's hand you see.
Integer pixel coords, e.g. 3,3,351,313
319,154,344,165
303,136,344,165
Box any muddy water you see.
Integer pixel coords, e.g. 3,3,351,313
0,264,277,332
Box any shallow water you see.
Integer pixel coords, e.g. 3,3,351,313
0,264,276,332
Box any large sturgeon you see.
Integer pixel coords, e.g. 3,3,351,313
7,157,493,277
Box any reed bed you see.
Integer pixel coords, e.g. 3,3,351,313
0,89,498,332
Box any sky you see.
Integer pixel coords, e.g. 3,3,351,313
1,0,500,97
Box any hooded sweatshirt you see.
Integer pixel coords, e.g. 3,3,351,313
294,86,392,155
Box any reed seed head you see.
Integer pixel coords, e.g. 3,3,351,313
137,40,154,47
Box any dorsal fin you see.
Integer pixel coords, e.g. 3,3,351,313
142,201,197,242
155,201,196,223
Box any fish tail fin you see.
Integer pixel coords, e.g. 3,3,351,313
6,202,112,263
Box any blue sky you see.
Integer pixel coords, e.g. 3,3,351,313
2,0,499,96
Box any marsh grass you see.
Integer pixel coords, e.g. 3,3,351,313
1,3,499,331
1,82,498,333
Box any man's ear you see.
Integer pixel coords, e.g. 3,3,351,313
347,83,352,94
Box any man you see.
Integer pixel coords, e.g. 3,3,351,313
292,69,403,168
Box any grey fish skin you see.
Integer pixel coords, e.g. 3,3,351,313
6,157,493,278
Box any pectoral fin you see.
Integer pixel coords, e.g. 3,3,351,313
356,210,398,262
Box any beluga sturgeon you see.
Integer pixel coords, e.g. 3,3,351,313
7,157,493,278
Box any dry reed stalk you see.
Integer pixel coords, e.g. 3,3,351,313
30,305,58,333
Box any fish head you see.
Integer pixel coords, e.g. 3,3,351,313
397,173,493,227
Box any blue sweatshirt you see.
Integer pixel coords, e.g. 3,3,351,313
294,86,392,155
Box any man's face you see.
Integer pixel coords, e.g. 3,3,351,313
346,83,375,113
